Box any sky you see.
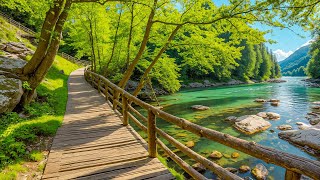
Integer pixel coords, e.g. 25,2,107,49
258,24,312,61
212,0,313,61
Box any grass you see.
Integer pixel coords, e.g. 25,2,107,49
0,55,80,179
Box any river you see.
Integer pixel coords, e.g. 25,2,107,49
136,77,320,179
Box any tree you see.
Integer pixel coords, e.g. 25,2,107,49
306,28,320,78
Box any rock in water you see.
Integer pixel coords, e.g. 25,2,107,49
266,112,280,120
271,102,279,106
268,99,280,102
255,99,267,103
234,115,271,134
192,163,206,172
277,125,292,131
252,164,269,180
225,116,238,122
257,112,268,118
312,101,320,105
209,150,223,159
185,141,195,148
231,152,240,158
0,75,23,113
239,165,251,173
306,112,320,125
191,105,209,111
278,128,320,151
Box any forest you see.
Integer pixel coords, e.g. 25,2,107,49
0,0,320,179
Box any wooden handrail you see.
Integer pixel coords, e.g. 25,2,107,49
84,66,320,180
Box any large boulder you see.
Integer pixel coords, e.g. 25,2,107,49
279,128,320,151
0,56,27,71
234,115,271,134
0,75,23,113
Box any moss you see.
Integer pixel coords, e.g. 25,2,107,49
157,155,185,180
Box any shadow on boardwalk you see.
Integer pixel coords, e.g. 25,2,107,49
42,68,173,179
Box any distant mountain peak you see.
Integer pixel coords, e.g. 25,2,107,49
280,45,311,76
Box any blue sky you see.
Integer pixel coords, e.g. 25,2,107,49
213,0,312,61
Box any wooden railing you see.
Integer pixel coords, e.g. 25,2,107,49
84,66,320,180
0,11,36,35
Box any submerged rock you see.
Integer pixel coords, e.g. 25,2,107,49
252,164,269,180
225,116,238,122
185,141,195,148
234,115,271,134
277,125,292,131
278,128,320,151
271,102,279,106
209,150,223,159
191,105,209,111
239,165,251,173
231,152,240,158
266,112,280,120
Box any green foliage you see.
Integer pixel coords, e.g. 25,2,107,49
0,55,80,174
22,81,31,90
306,30,320,79
151,57,181,93
29,151,43,162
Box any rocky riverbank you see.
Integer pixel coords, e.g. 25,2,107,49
181,78,286,89
302,78,320,88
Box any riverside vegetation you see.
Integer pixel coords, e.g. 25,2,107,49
0,0,320,179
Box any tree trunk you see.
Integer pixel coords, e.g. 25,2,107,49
117,0,157,89
20,0,72,104
22,0,64,75
132,25,181,96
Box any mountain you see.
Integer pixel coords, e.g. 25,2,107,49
279,45,311,76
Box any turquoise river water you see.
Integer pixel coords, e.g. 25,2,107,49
136,77,320,179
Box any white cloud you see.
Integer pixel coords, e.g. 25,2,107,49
273,49,293,61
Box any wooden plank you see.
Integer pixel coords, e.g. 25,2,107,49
43,68,172,179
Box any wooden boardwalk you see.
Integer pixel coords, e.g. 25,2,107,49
42,68,173,180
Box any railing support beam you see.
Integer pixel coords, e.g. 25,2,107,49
122,96,128,126
147,110,157,158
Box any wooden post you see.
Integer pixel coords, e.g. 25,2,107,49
285,170,301,180
105,86,109,101
122,96,128,126
147,110,157,158
112,93,117,110
97,77,101,93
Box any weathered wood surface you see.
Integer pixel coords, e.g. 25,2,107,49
42,68,173,180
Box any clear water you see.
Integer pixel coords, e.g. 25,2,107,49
141,77,320,179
